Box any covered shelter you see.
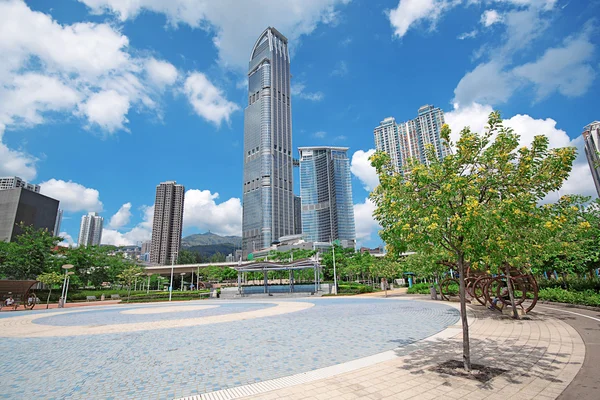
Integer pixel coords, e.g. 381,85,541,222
0,280,38,310
233,258,322,295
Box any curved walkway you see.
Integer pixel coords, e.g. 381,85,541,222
181,297,585,400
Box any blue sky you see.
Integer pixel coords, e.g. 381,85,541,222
0,0,597,248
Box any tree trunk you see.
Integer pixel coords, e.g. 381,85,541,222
457,254,471,371
46,287,52,309
127,285,131,303
504,264,520,320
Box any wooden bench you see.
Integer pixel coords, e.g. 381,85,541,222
110,294,120,300
86,296,98,302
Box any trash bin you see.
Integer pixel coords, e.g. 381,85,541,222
430,285,438,300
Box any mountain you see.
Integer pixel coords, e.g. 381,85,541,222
181,232,242,248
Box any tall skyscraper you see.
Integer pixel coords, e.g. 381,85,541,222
374,105,449,174
78,212,103,247
293,195,302,235
0,188,59,242
242,27,294,255
150,181,185,265
583,121,600,196
53,209,63,236
299,147,356,248
0,176,40,193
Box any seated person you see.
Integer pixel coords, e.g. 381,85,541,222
490,282,510,309
5,296,15,306
28,293,37,306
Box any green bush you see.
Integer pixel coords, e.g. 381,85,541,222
337,283,374,294
537,288,600,307
537,277,600,293
406,282,431,294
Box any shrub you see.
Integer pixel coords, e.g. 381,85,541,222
406,282,431,294
537,288,600,307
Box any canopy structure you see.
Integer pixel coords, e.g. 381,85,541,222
0,280,38,306
233,258,322,295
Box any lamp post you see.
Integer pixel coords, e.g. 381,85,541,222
146,273,152,295
180,272,186,291
59,264,74,308
63,271,75,306
169,251,177,302
332,242,338,295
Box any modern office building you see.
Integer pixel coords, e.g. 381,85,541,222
294,195,302,235
583,121,600,196
78,212,103,247
0,188,59,242
242,27,295,255
299,147,356,248
0,176,40,193
374,105,449,174
53,209,63,236
150,181,185,265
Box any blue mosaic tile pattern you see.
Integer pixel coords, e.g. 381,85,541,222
0,298,459,400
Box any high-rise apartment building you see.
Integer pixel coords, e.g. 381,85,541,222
78,212,103,247
293,195,302,235
0,188,59,242
299,147,356,248
53,209,63,236
150,181,185,265
583,121,600,196
0,176,40,193
242,27,294,255
374,105,449,174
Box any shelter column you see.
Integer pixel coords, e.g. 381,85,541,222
263,270,268,294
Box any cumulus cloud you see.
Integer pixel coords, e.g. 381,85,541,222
350,149,379,191
0,125,38,180
183,189,242,236
145,58,178,88
387,0,448,38
183,72,239,126
58,232,76,248
77,0,350,70
108,202,132,229
354,198,381,247
291,82,324,102
39,179,103,213
102,205,154,246
481,10,503,27
78,90,130,132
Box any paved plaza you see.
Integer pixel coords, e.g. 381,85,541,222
0,297,459,399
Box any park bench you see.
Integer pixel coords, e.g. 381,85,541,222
110,294,120,300
86,296,98,302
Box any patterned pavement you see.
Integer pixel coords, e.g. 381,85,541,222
0,297,459,400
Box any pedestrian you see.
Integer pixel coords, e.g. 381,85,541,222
490,281,509,310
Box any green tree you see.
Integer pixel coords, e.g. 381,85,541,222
0,224,62,279
117,265,144,302
37,271,64,309
370,111,576,370
178,249,199,265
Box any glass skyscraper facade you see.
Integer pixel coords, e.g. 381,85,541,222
299,147,356,248
374,105,449,174
242,27,294,255
583,121,600,196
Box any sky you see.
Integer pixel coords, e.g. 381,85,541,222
0,0,598,249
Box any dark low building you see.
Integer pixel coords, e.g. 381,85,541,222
0,187,59,242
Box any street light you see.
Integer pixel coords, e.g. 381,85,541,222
169,251,177,302
330,240,338,295
180,272,186,291
59,264,74,308
146,273,152,295
63,271,75,306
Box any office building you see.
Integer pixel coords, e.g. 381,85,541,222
150,181,185,265
141,240,152,255
0,176,40,193
294,195,302,235
583,121,600,196
0,188,59,242
299,147,356,248
53,209,63,236
242,27,295,255
374,105,449,174
78,212,103,247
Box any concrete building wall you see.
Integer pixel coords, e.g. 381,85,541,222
0,188,59,242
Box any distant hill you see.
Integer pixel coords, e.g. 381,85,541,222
181,232,242,248
186,244,237,259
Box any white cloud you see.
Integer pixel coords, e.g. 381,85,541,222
313,131,327,138
145,58,178,88
77,0,350,70
330,61,349,77
0,124,38,181
388,0,446,38
78,90,130,133
457,30,478,40
108,202,132,229
183,189,242,236
39,179,103,213
453,61,517,107
446,103,597,200
58,232,76,248
102,204,154,246
291,82,324,102
354,198,380,246
481,9,503,27
351,149,379,191
183,72,239,126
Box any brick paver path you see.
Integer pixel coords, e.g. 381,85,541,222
185,298,584,400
